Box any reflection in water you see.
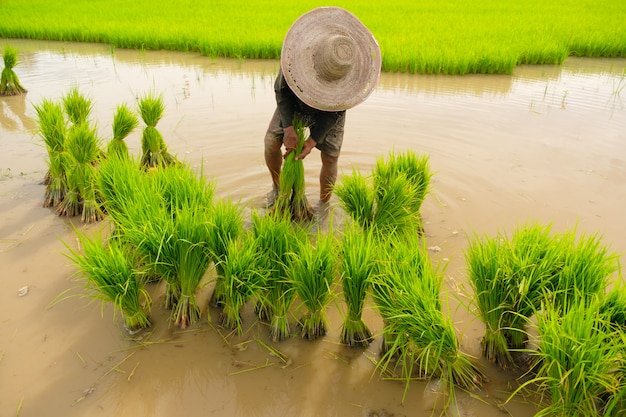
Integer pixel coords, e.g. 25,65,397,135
0,93,37,132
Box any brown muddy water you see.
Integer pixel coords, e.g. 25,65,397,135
1,38,625,417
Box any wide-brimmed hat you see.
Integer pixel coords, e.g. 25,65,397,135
280,7,382,112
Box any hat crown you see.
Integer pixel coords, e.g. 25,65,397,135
314,35,355,81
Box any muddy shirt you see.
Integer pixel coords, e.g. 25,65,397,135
274,70,346,145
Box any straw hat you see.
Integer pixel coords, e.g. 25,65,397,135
280,7,382,112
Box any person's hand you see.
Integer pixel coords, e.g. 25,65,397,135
282,126,298,158
295,138,316,161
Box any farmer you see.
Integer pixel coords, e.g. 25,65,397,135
264,6,381,209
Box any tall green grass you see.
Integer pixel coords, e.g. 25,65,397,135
1,0,624,74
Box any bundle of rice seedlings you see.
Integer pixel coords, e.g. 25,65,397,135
335,156,425,239
107,103,139,159
289,231,337,340
251,210,306,341
34,99,67,207
137,92,177,168
64,230,151,334
339,225,377,347
206,199,244,308
218,234,267,334
58,123,105,222
548,229,618,312
63,86,93,127
149,162,215,215
97,155,144,219
0,45,27,96
373,150,432,231
513,297,624,417
600,284,626,328
371,235,483,402
272,117,313,222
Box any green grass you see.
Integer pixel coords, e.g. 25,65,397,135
1,0,625,74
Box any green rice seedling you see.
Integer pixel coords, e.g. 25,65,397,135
0,45,27,96
107,103,139,159
218,234,267,334
466,223,565,369
169,207,213,329
548,229,618,312
373,150,432,232
137,92,177,168
251,210,306,341
371,235,483,403
64,230,151,334
338,224,377,347
34,99,67,207
513,297,625,417
97,154,144,220
59,122,105,222
333,167,375,229
62,86,93,127
149,162,215,215
272,117,313,222
600,283,626,328
289,231,337,340
206,199,244,308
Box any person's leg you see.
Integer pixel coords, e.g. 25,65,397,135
319,151,338,203
264,109,283,191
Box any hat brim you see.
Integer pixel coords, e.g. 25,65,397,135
280,7,382,112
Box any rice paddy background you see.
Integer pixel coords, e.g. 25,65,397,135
1,0,625,74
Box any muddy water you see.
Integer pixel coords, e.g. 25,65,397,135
1,39,625,417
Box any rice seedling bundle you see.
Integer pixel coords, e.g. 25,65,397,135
0,45,26,96
97,155,144,220
515,297,625,417
206,199,244,308
62,86,93,127
600,284,626,328
218,235,268,334
34,99,68,208
251,211,306,341
335,150,431,239
64,230,151,334
137,92,177,168
371,236,483,402
289,231,337,340
272,117,313,222
548,229,618,312
58,122,105,222
149,162,215,215
338,225,377,347
107,103,139,159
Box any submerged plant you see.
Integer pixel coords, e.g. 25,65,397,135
0,45,27,96
289,231,337,340
64,230,151,334
371,235,483,403
339,225,377,347
272,117,313,222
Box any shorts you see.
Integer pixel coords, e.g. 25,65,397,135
264,108,345,158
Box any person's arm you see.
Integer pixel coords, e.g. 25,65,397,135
274,71,299,153
295,110,345,161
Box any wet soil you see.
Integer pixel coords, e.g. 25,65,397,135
1,39,625,417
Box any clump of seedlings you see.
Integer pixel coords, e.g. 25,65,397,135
34,99,67,208
63,230,152,335
289,231,337,340
512,296,626,416
272,117,313,222
137,91,177,168
338,224,377,347
371,235,484,403
107,103,139,159
335,150,431,239
251,210,307,341
206,199,245,308
0,45,27,96
218,234,267,334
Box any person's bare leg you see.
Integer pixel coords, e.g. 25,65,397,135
319,152,338,203
264,134,282,189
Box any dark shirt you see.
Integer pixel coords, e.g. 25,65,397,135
274,70,345,145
